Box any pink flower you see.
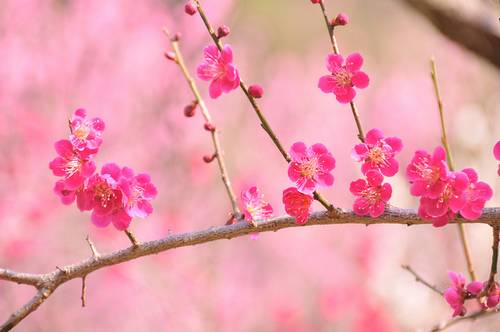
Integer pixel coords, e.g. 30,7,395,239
53,180,77,205
197,44,240,99
418,171,469,227
349,170,392,218
241,186,273,222
459,168,493,220
77,163,131,230
444,271,467,317
288,142,336,195
49,139,96,190
318,53,369,103
282,187,314,225
485,282,500,308
351,128,402,177
406,147,448,198
69,108,105,152
494,140,500,176
119,167,158,219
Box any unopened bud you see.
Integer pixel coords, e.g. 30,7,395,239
248,84,264,99
203,153,217,163
333,13,349,26
184,1,197,16
204,122,216,132
310,0,321,4
164,51,176,61
172,32,182,41
184,101,198,117
217,25,230,38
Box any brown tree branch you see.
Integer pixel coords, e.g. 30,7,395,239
431,58,477,282
163,29,242,219
317,1,365,142
428,308,500,332
1,207,500,331
402,264,444,295
192,0,338,215
401,0,500,69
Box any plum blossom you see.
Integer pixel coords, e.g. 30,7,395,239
119,167,158,219
49,139,96,190
406,146,448,198
444,271,467,317
349,170,392,218
288,142,335,195
53,180,77,205
418,171,469,227
241,186,273,222
459,168,493,220
77,163,131,230
494,140,500,176
485,282,500,308
197,44,240,99
282,187,314,225
351,128,402,177
318,52,369,103
69,108,105,152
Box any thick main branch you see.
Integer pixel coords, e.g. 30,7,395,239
1,207,500,330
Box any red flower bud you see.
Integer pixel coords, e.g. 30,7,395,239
217,25,230,38
184,101,198,117
310,0,321,4
204,122,216,132
172,32,182,41
203,153,217,163
164,52,177,61
184,1,197,16
248,84,264,99
333,13,349,26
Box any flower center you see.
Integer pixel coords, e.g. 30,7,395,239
74,123,90,140
367,146,388,166
65,156,82,177
334,69,352,87
300,159,318,178
94,182,116,208
361,187,380,204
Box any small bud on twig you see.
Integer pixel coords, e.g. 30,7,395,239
164,51,177,62
310,0,321,4
204,122,216,132
184,1,197,16
184,101,198,117
332,13,349,26
217,25,230,38
172,32,182,42
203,153,217,163
248,84,264,99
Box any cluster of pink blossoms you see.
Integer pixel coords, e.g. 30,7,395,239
444,271,499,317
406,146,492,227
49,109,157,230
349,129,402,217
283,142,336,224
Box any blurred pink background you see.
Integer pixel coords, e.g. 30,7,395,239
0,0,499,331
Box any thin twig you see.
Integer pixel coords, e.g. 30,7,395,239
0,207,499,330
85,235,99,258
81,276,87,307
317,1,365,142
402,264,444,295
163,28,241,219
192,0,337,214
124,230,139,247
430,58,477,282
480,225,499,297
428,308,500,332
